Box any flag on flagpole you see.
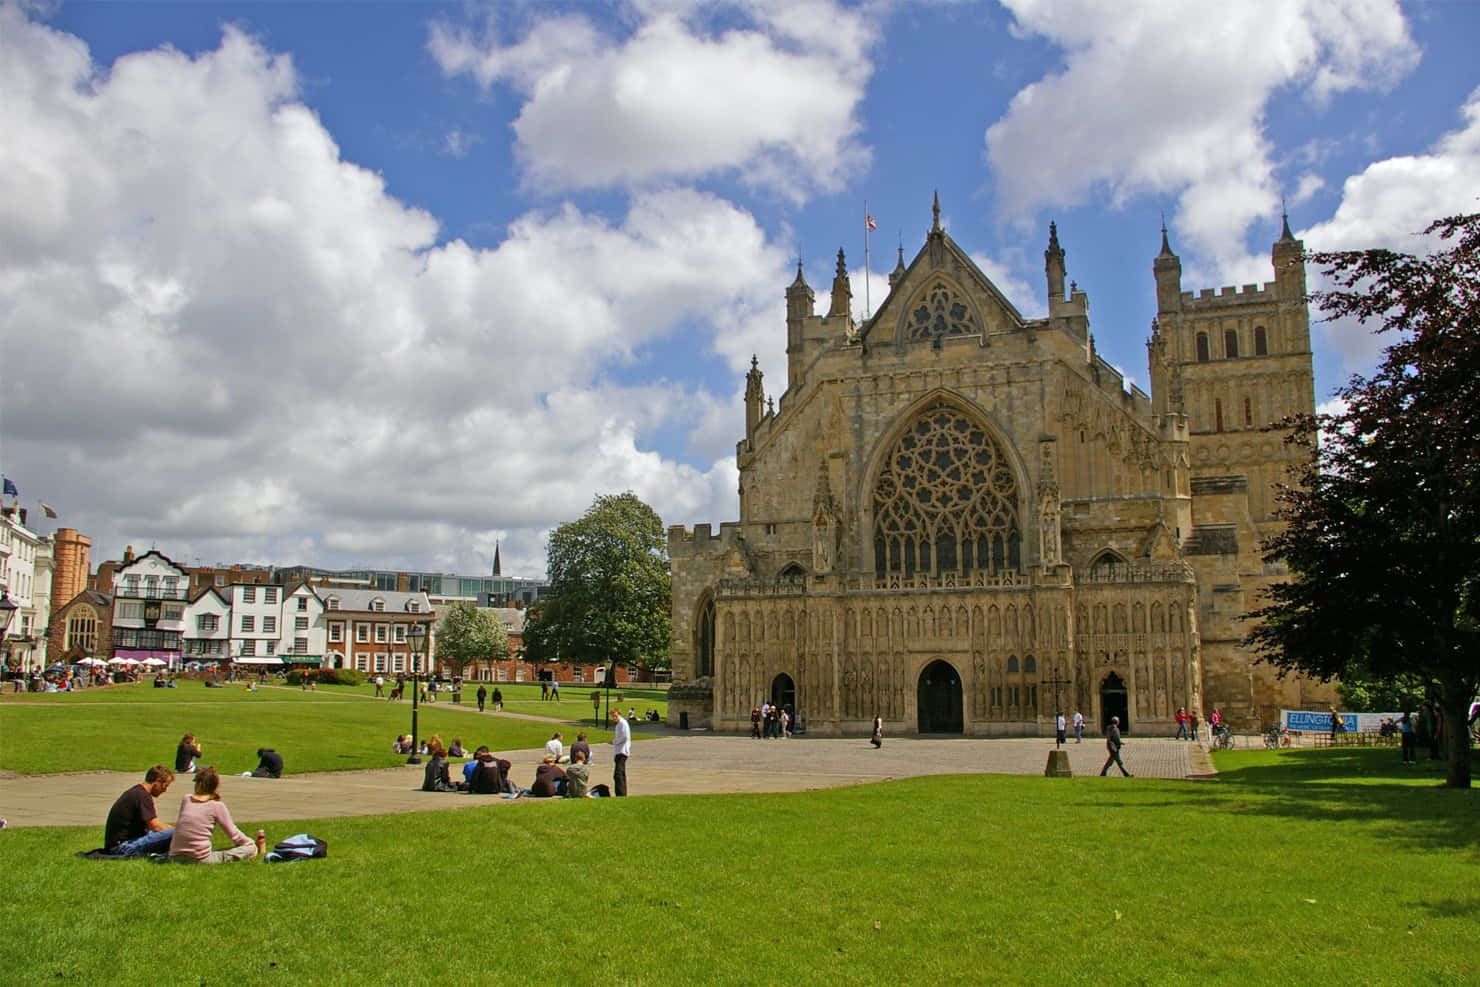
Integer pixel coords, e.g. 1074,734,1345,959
1,477,16,498
39,503,58,519
865,214,877,232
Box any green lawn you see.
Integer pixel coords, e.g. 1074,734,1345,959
0,682,670,775
1,692,1475,985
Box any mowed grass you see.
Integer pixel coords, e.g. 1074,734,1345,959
1,695,1476,985
0,681,670,775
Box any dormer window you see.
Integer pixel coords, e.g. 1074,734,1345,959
370,598,385,613
326,597,340,611
407,601,421,613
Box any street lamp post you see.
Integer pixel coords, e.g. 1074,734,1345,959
406,623,427,765
1042,663,1073,750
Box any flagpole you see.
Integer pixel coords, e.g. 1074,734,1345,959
863,201,872,321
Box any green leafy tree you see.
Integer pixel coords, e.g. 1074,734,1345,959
524,491,672,674
1245,214,1480,789
435,601,509,679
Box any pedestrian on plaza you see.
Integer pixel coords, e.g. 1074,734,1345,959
870,713,883,748
374,674,385,697
1399,711,1416,765
476,683,487,712
781,708,791,738
102,765,175,856
1073,709,1084,743
1189,710,1200,743
491,686,503,712
1056,712,1067,746
1099,716,1132,777
750,706,762,739
1328,705,1342,742
551,679,560,701
610,707,631,796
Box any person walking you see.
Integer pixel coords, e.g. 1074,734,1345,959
1174,707,1189,740
870,713,883,748
1055,712,1067,746
1399,711,1416,765
1099,716,1132,776
1073,709,1085,743
610,707,631,797
476,683,487,713
374,674,385,698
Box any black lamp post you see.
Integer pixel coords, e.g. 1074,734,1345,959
0,591,17,676
1042,663,1073,749
406,623,426,765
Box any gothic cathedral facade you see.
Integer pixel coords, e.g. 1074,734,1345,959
667,198,1335,736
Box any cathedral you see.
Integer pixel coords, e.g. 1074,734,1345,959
666,197,1334,737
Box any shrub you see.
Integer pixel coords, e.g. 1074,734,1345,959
318,667,366,686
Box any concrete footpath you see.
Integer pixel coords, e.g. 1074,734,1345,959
0,734,1213,830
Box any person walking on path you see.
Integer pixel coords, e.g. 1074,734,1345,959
1174,707,1189,740
374,675,385,698
870,713,883,748
1100,716,1132,777
1073,710,1084,743
476,684,487,713
491,687,503,712
610,707,631,796
1056,712,1067,746
1399,711,1416,765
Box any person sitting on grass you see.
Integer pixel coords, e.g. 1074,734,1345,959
545,732,566,764
421,746,462,793
529,755,567,798
175,733,202,774
447,738,467,758
250,747,283,778
168,767,263,864
102,765,175,857
467,749,515,794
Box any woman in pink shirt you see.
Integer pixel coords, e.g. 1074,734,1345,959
168,767,264,864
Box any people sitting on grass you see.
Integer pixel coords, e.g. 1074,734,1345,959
250,747,283,778
421,744,463,793
102,765,175,857
570,731,592,766
393,734,412,755
168,767,263,864
467,748,516,794
530,754,567,797
447,737,467,758
562,748,612,798
175,733,202,774
545,732,567,764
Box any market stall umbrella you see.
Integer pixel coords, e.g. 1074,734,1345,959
77,657,105,666
140,658,168,667
107,658,133,666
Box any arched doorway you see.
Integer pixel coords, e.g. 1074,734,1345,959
1100,672,1129,734
770,673,795,721
917,659,963,734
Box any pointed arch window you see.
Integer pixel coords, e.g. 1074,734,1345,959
872,402,1020,581
695,597,716,679
904,280,981,343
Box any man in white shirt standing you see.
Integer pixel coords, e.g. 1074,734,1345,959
609,708,631,796
1073,710,1085,743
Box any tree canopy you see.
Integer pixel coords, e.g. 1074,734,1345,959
1245,213,1480,788
524,491,672,672
435,600,508,679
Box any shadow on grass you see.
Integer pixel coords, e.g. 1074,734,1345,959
1208,747,1480,855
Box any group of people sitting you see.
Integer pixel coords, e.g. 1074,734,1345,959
96,764,265,864
417,733,610,798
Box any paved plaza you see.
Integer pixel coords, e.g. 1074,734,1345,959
0,727,1213,830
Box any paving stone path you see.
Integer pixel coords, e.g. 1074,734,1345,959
0,727,1212,830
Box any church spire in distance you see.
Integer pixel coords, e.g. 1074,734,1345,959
492,541,501,577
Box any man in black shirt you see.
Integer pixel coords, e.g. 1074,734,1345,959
251,747,284,778
104,765,175,855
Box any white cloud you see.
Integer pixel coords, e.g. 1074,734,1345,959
427,1,878,197
1300,86,1480,376
0,9,788,577
984,0,1418,259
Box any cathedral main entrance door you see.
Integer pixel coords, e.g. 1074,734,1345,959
770,673,795,720
1100,672,1130,734
917,660,963,734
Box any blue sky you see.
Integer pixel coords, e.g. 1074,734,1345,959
2,0,1478,581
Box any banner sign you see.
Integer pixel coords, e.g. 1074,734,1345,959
1281,710,1404,733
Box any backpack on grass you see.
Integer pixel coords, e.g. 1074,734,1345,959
265,833,327,863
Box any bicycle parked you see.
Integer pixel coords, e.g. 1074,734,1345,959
1213,724,1235,750
1263,726,1291,749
